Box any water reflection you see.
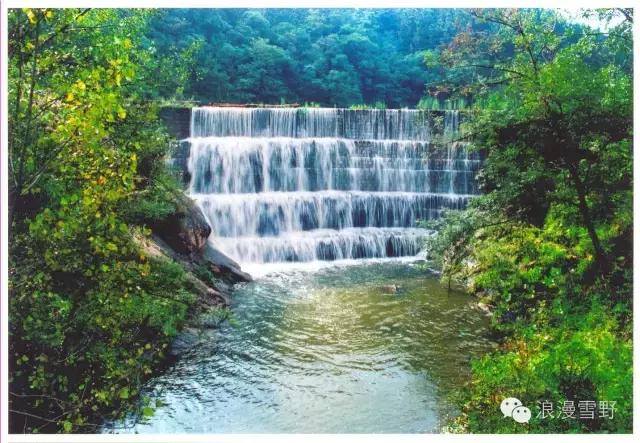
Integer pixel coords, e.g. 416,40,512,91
116,262,493,433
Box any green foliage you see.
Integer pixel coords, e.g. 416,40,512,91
428,8,633,433
454,301,632,433
145,9,476,107
8,8,197,432
192,263,219,288
348,102,386,110
417,96,470,110
435,200,632,434
118,114,184,225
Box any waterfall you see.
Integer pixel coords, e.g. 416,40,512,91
185,107,479,265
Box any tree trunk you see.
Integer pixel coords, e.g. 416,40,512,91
568,165,607,273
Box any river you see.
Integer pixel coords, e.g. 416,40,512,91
115,260,493,433
110,107,492,433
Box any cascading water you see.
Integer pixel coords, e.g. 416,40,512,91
185,108,479,266
113,108,492,434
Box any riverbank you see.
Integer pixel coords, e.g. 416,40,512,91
138,193,254,356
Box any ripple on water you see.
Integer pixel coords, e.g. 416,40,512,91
111,262,494,434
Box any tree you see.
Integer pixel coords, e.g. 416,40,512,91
441,9,632,272
143,8,472,106
8,8,193,432
427,9,633,433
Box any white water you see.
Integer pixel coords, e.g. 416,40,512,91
185,107,478,265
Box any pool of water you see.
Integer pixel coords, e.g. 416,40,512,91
114,261,493,433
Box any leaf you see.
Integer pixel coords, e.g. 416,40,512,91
63,420,72,432
118,387,129,399
142,406,154,418
25,9,37,24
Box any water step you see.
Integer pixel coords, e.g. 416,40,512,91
212,227,432,263
194,191,471,237
186,137,479,194
186,136,479,160
190,167,477,194
185,108,477,264
191,108,437,140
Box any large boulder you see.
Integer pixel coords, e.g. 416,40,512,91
204,243,253,283
153,193,211,256
150,192,252,283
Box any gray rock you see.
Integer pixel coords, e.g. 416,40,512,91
170,327,204,357
204,243,253,283
159,107,191,140
153,193,211,257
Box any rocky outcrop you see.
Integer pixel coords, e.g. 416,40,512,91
152,193,211,257
142,190,253,356
151,193,252,283
149,192,251,287
204,243,252,283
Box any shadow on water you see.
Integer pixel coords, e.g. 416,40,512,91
114,261,494,433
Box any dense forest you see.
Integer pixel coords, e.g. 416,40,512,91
7,7,633,434
144,9,477,107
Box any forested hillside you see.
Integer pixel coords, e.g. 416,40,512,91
143,9,479,107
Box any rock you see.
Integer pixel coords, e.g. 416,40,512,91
204,243,253,283
381,284,399,294
147,181,252,284
152,193,211,257
207,287,228,305
477,302,493,315
170,327,203,357
199,307,230,329
159,107,191,140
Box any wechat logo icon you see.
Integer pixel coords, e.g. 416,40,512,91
500,397,531,424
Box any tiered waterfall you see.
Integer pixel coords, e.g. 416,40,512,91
185,108,479,265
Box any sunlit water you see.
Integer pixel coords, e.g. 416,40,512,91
113,261,493,433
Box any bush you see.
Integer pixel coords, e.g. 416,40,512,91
430,200,632,433
454,301,632,433
9,242,195,432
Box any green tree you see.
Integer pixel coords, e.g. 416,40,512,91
144,8,475,106
435,8,631,274
428,9,633,433
8,8,194,432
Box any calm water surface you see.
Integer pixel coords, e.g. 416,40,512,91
116,261,493,433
